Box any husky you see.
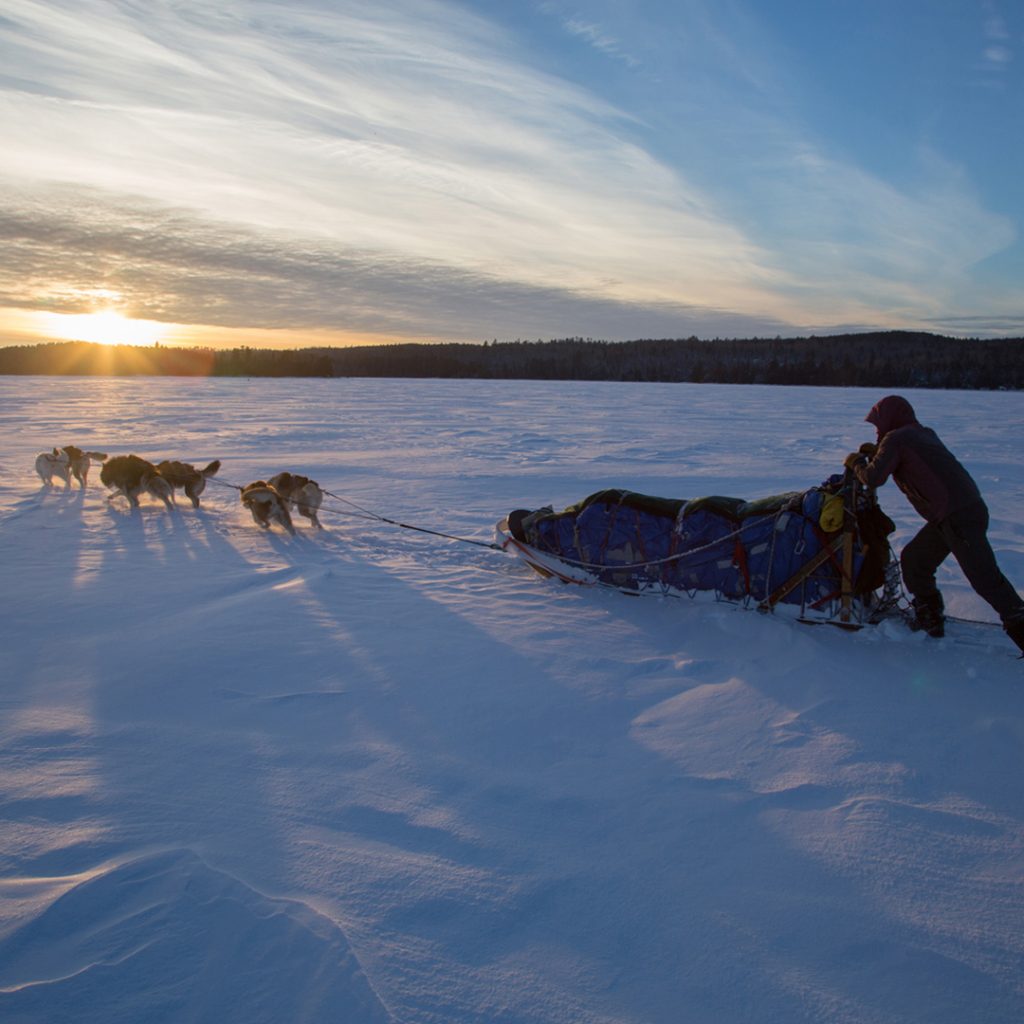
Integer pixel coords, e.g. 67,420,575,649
156,459,221,508
35,448,71,487
100,455,174,509
267,471,324,529
240,481,295,534
62,446,108,488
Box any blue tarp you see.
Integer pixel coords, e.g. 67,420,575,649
516,476,874,610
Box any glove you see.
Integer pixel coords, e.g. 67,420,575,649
844,451,868,471
858,442,878,458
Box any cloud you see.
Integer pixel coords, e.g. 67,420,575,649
533,1,1019,327
983,46,1012,67
0,186,800,342
743,145,1016,309
0,0,794,320
923,314,1024,336
542,4,641,68
979,1,1014,73
982,2,1010,40
0,0,1018,343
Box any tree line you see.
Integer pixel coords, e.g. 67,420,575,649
1,332,1022,389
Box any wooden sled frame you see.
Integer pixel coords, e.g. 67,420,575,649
758,473,864,624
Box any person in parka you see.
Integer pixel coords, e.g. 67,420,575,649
845,394,1024,654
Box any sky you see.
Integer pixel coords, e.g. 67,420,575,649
0,0,1022,349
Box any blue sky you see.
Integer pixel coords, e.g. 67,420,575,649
0,0,1021,347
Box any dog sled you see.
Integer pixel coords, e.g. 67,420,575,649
497,469,900,628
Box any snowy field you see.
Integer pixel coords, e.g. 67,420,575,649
1,375,1023,1024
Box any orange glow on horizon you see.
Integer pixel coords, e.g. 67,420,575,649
39,309,169,347
0,306,448,350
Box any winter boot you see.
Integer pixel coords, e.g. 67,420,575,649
1003,611,1024,657
910,593,945,638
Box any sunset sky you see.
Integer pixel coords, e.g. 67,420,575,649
1,0,1022,349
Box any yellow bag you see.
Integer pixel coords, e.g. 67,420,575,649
819,493,845,532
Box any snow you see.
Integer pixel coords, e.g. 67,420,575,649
1,376,1023,1024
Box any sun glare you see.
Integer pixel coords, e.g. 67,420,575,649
41,309,168,346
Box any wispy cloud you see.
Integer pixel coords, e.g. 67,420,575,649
541,3,640,68
0,0,1019,343
0,0,788,316
980,0,1014,73
983,5,1010,39
0,2,753,288
924,313,1024,335
535,1,1019,327
734,143,1017,321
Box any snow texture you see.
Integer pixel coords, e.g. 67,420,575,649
1,376,1023,1023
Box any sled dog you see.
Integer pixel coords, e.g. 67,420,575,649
35,448,71,487
241,481,295,534
156,459,221,508
100,455,174,509
62,445,108,488
267,472,323,529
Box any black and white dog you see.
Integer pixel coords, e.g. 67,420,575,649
240,481,295,534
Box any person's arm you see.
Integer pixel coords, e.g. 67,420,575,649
853,436,899,488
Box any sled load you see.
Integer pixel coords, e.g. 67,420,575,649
498,469,899,627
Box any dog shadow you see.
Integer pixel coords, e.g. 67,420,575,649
3,482,87,528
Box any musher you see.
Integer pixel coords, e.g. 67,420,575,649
845,394,1024,655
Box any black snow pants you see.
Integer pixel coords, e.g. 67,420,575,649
901,499,1024,623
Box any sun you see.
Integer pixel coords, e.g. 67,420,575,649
40,309,168,346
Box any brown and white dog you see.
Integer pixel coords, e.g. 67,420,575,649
62,446,108,488
157,459,221,508
240,481,294,534
266,472,324,529
35,448,71,487
100,455,174,509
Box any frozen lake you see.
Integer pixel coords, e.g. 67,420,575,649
2,376,1023,1023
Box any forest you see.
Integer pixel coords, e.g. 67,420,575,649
1,332,1022,389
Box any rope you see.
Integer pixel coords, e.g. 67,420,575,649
205,476,503,549
947,615,1002,629
207,477,244,493
317,487,502,549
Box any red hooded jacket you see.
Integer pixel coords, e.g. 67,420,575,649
854,395,981,523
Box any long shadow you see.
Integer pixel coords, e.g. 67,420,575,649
0,485,125,882
0,493,402,1019
2,490,283,873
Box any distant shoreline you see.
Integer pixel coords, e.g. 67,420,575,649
1,332,1022,389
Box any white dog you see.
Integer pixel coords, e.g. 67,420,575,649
35,448,71,487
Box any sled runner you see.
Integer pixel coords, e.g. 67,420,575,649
497,469,899,627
